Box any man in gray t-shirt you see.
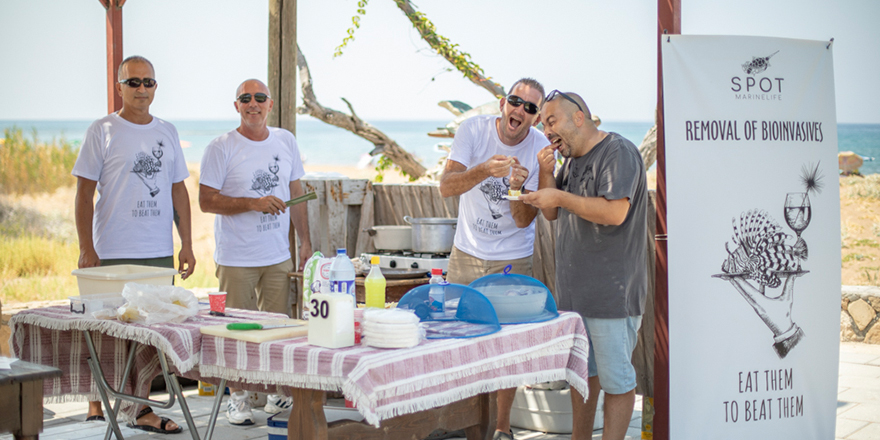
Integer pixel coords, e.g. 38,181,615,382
521,90,647,440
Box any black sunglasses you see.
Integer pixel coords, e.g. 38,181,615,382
118,77,157,88
545,90,583,113
237,93,270,104
506,95,540,115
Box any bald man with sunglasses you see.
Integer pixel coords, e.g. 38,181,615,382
199,79,312,426
73,55,192,434
439,77,550,440
521,91,647,440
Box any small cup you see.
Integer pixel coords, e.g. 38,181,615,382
353,308,365,344
209,292,227,314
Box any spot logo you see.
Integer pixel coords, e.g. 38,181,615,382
730,50,784,101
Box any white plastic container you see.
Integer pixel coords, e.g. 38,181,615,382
71,264,179,296
480,285,548,322
69,292,126,315
329,249,356,301
510,385,605,433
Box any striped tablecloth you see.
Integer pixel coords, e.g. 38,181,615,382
200,311,590,427
9,305,283,417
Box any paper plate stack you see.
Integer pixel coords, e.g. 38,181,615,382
363,309,424,348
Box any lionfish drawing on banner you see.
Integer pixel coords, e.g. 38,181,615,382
722,209,807,288
742,50,779,75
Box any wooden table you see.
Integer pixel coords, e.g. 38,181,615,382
10,306,284,440
289,388,496,440
0,359,62,440
199,312,590,440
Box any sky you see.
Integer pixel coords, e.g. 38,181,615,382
1,0,878,123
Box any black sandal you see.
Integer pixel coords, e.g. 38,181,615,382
85,415,105,422
127,406,183,434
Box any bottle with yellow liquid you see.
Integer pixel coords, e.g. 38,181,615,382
365,256,386,308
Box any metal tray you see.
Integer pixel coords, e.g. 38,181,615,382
361,268,430,280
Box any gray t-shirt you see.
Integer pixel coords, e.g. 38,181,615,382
554,133,648,318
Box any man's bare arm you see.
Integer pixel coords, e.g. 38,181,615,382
508,159,538,228
171,181,195,279
439,156,514,198
535,145,560,221
523,189,630,226
199,184,286,215
75,177,100,268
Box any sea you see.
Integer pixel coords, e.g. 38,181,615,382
2,119,879,174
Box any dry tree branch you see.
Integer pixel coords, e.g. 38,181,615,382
295,44,427,179
393,0,506,98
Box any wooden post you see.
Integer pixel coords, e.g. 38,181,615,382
654,0,680,439
270,0,301,268
268,0,297,134
99,0,125,114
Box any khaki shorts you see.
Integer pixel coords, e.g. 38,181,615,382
445,246,533,285
216,259,294,316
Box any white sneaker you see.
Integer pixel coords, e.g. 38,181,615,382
226,391,255,425
265,394,293,414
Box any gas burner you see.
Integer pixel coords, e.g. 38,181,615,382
362,252,449,272
374,250,414,256
412,253,451,259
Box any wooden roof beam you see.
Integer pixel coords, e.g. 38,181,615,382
99,0,126,114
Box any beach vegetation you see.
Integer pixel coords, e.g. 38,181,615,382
1,235,79,303
862,268,880,285
852,239,880,248
0,127,78,195
841,173,880,199
843,253,868,263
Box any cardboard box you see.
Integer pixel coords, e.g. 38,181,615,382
267,406,364,440
71,264,179,296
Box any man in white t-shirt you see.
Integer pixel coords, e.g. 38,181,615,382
199,79,312,425
438,78,549,440
73,55,192,434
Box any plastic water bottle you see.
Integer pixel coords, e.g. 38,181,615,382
365,256,386,308
329,248,356,301
428,268,445,318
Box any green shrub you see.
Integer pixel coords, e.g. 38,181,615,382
0,127,78,195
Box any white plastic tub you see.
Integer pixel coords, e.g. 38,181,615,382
69,292,126,315
510,385,605,433
479,285,548,322
71,264,179,296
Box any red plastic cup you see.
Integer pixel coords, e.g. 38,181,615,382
209,292,227,314
353,308,364,344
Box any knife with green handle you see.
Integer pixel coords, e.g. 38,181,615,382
261,192,317,214
226,322,304,330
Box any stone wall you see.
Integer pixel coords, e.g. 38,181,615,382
842,286,880,344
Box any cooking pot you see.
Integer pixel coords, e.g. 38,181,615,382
403,216,457,254
365,225,412,251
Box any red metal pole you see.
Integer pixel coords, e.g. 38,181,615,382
654,0,680,439
100,0,124,114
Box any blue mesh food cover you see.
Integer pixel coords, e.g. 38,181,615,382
468,266,559,324
397,283,501,338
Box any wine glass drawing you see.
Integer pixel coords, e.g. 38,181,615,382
784,192,811,269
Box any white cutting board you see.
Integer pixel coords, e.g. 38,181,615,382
199,319,308,343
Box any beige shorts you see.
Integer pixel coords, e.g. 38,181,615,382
216,258,294,316
445,246,533,285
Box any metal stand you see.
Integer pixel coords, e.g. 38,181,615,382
82,330,205,440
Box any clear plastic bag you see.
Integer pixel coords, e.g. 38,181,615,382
116,282,199,325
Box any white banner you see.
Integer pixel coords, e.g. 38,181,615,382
663,35,840,439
